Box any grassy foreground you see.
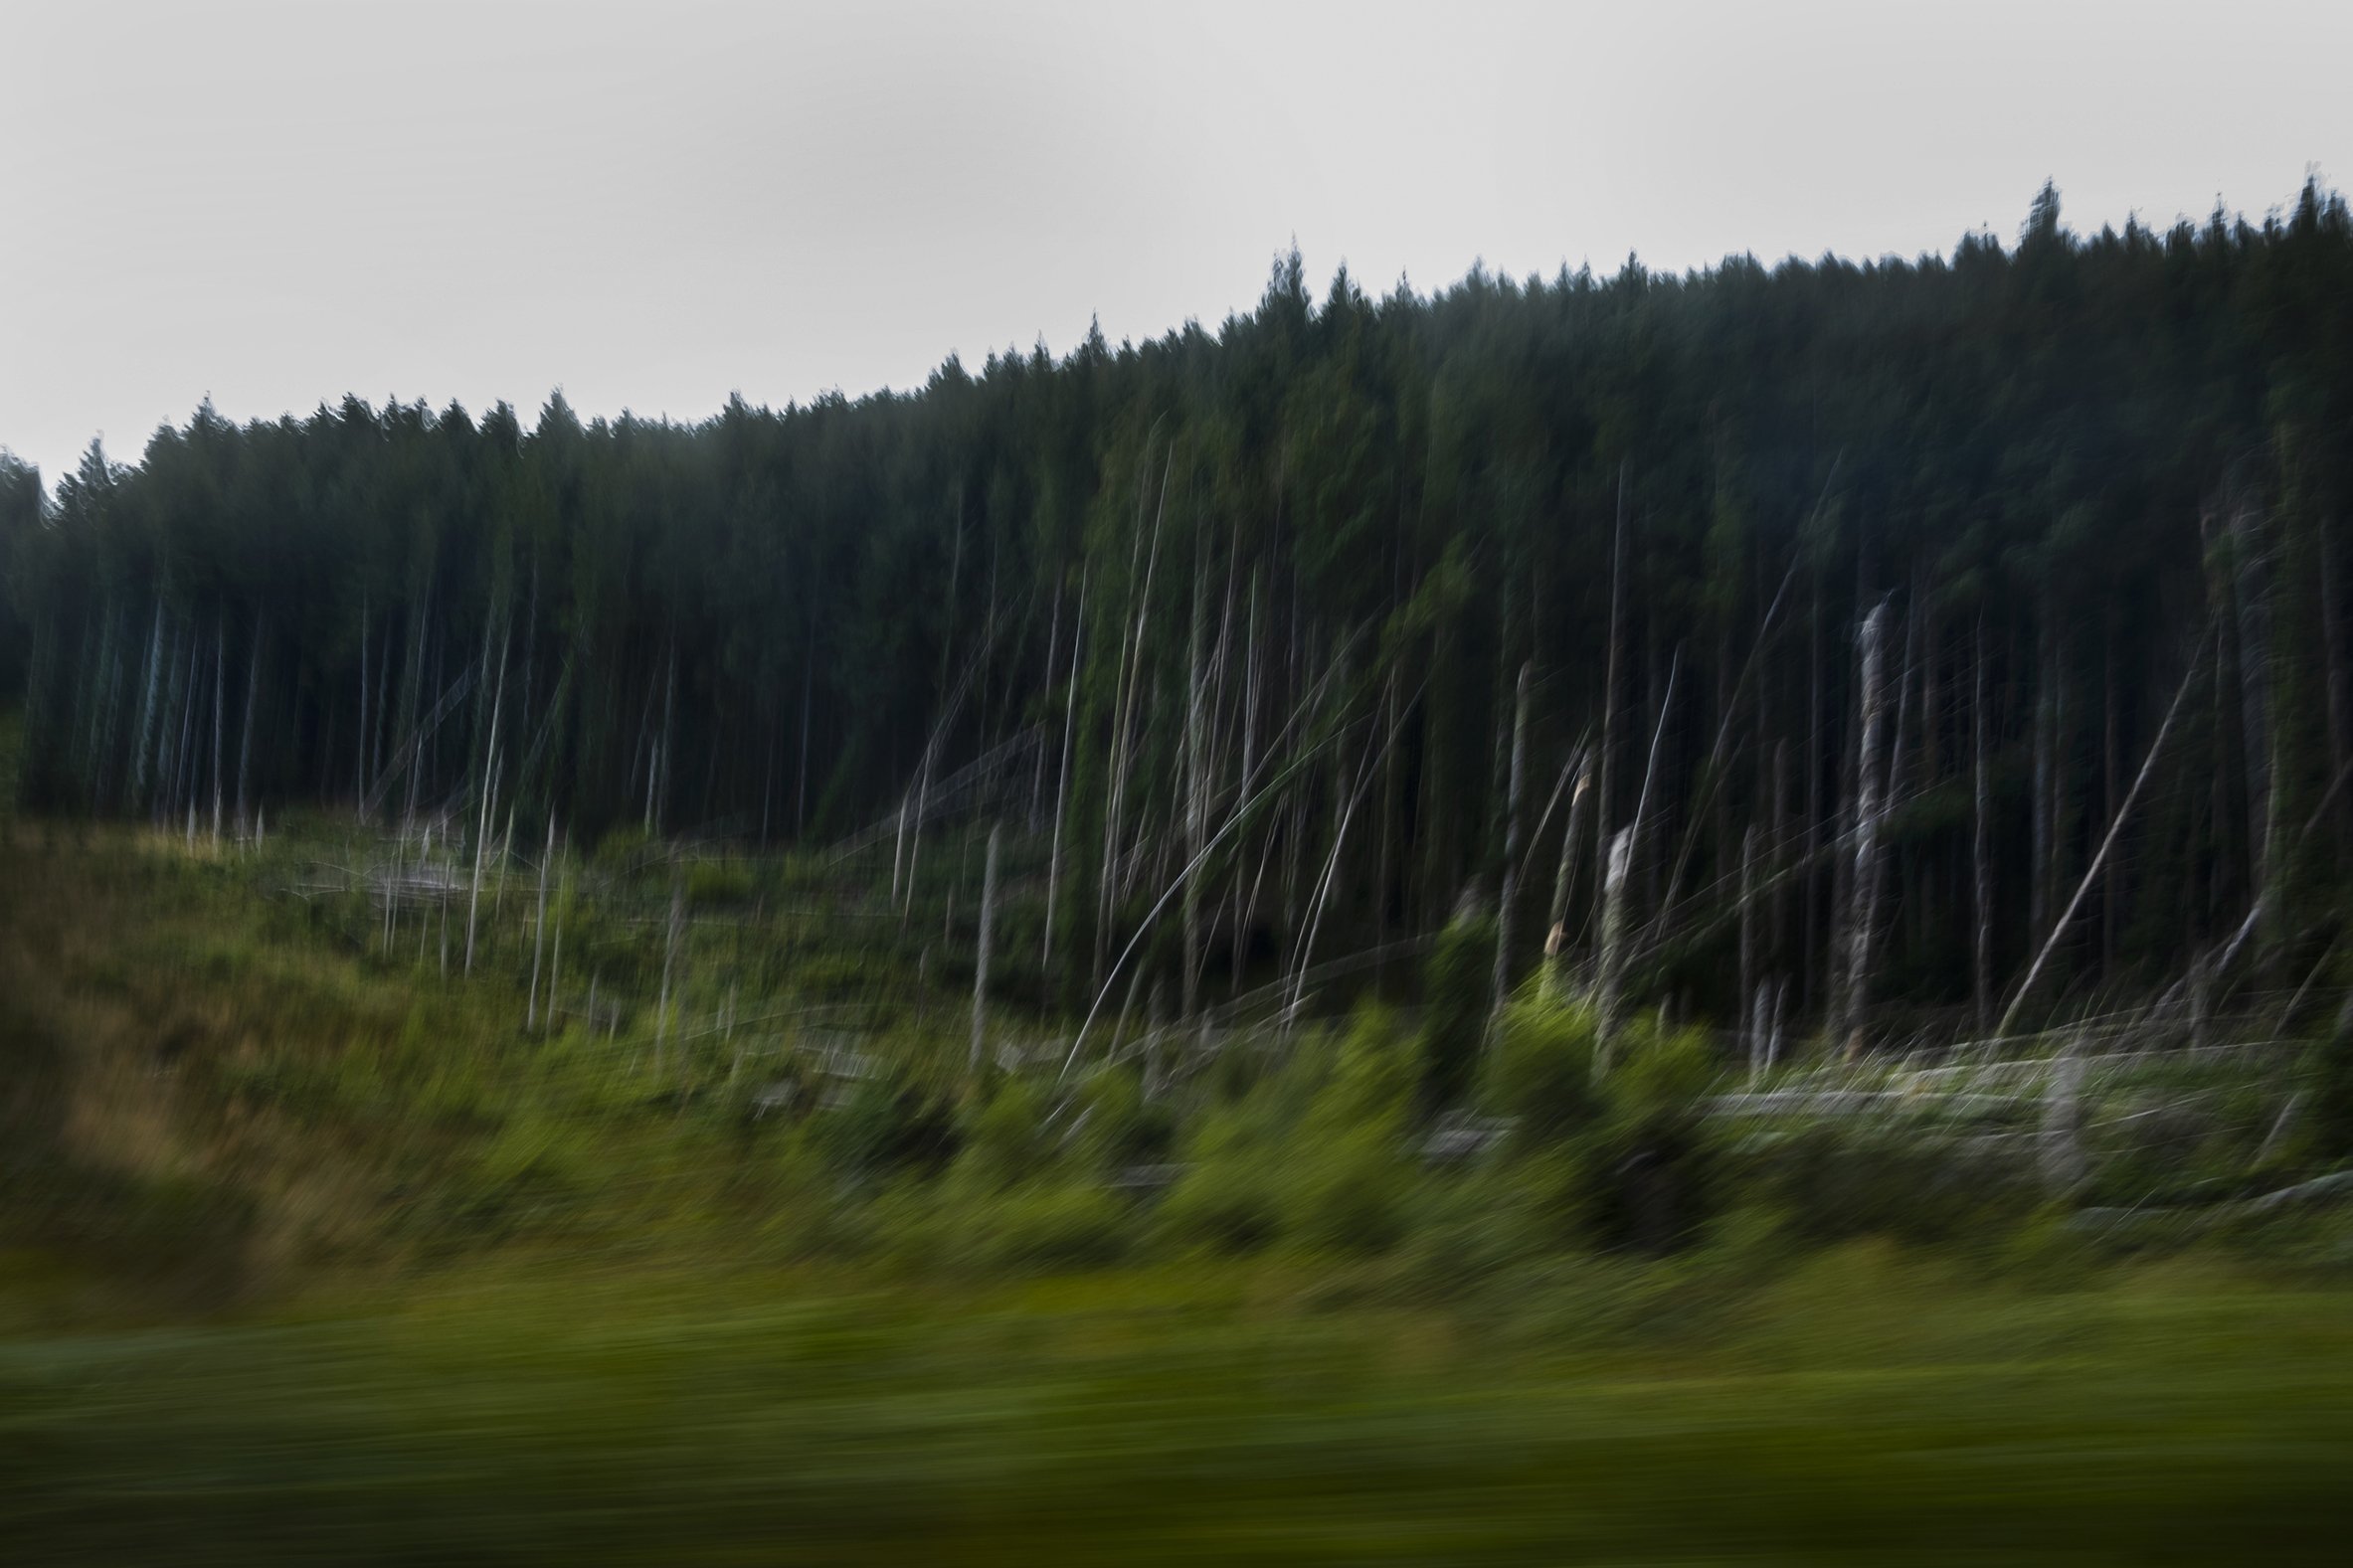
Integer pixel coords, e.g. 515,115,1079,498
2,823,2350,1562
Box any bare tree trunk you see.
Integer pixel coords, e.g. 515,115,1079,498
2031,618,2053,937
1491,661,1532,1019
1973,622,1994,1034
2041,1044,2086,1191
527,812,554,1030
132,599,165,810
1033,590,1061,831
1738,821,1758,1065
1594,461,1627,946
236,616,263,834
210,617,226,844
2321,527,2352,836
1543,747,1593,998
2102,640,2119,973
649,636,676,834
1801,581,1824,1017
892,791,912,908
547,872,564,1037
1232,568,1263,995
799,621,814,837
1839,602,1892,1057
1998,635,2207,1038
972,823,999,1073
1596,827,1633,1072
2234,508,2274,926
404,585,436,824
654,866,683,1081
170,626,197,834
1045,565,1088,970
463,738,498,975
1182,543,1210,1022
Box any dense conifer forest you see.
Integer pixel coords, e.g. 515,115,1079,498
8,181,2353,1561
6,181,2353,1047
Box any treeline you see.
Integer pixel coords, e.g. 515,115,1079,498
5,182,2353,1041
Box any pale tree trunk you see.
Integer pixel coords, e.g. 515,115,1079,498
527,812,554,1030
210,617,226,844
1044,564,1088,970
133,600,165,810
1033,590,1061,830
2101,641,2119,973
546,875,564,1036
1839,602,1892,1057
354,598,370,810
1542,749,1592,998
1738,821,1758,1068
1595,826,1633,1073
1491,661,1532,1020
654,866,683,1081
2031,619,2053,938
237,616,263,834
463,738,498,975
892,791,912,908
972,823,999,1074
798,624,814,837
1998,635,2206,1039
2321,527,2352,837
1973,623,1994,1034
463,646,505,976
1181,543,1209,1022
1593,461,1627,948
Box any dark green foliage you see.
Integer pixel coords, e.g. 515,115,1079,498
2305,1014,2353,1162
1484,993,1605,1140
819,1070,962,1178
13,184,2353,1047
1732,1128,2044,1245
1418,909,1494,1115
1482,1005,1721,1254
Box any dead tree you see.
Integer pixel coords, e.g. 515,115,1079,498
1491,661,1533,1020
1973,620,1994,1034
654,865,684,1080
1595,826,1633,1072
972,823,1000,1073
1838,601,1892,1057
1997,631,2208,1039
1044,563,1088,969
527,812,555,1030
1542,747,1593,998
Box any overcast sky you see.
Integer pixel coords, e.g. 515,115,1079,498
5,0,2349,489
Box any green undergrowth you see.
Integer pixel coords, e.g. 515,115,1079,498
4,822,2352,1559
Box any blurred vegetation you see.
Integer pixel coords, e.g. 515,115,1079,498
2,819,2351,1559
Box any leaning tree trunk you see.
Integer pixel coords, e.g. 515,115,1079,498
1839,602,1892,1057
1491,661,1532,1020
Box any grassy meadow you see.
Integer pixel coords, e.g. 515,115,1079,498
2,812,2350,1562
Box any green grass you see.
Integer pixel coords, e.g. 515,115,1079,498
4,819,2352,1561
1,1250,2349,1563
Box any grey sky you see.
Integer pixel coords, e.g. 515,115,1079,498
5,0,2348,490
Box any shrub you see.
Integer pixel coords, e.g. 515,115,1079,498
1418,909,1496,1115
972,1184,1131,1271
685,859,757,907
953,1077,1054,1192
2302,1018,2353,1163
1484,994,1605,1142
818,1071,961,1178
591,824,653,873
1068,1068,1176,1173
1729,1127,2041,1245
1159,1157,1283,1254
1281,1127,1412,1254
